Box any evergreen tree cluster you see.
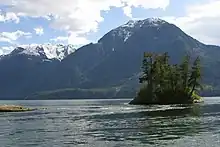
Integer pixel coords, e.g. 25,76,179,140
130,52,202,105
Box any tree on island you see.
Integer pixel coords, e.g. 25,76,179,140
130,52,202,105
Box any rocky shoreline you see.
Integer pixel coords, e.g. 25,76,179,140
0,105,33,112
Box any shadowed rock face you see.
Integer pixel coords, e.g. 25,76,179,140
1,18,220,99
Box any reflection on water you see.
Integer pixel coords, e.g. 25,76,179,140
0,98,220,147
84,105,203,146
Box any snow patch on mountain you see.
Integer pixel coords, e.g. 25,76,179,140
20,46,45,57
112,18,167,42
144,18,166,26
124,32,132,42
122,18,166,28
112,28,133,42
121,20,138,28
11,44,76,60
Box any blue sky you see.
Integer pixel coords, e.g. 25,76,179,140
0,0,220,55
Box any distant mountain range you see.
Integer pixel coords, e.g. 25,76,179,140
0,18,220,99
8,44,76,60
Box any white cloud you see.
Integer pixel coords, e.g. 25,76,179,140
123,6,132,18
0,46,14,55
1,0,219,48
0,0,170,45
163,0,220,45
50,36,68,42
0,37,11,43
51,33,90,45
68,32,90,45
0,11,20,23
0,30,32,44
122,0,170,17
122,0,170,9
34,27,44,36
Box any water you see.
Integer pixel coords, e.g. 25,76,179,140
0,98,220,147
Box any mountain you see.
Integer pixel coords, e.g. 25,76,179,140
61,18,220,88
8,44,76,60
0,18,220,99
0,44,76,98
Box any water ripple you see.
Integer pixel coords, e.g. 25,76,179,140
0,98,220,146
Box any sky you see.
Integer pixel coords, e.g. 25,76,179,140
0,0,220,55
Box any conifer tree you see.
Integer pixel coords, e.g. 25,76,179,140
179,55,190,91
188,57,202,97
134,52,202,104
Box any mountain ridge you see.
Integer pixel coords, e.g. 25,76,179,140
1,18,220,99
2,44,76,61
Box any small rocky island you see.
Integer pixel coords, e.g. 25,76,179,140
130,52,203,105
0,105,33,112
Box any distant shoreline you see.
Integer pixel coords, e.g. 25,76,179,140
0,97,220,101
0,97,133,100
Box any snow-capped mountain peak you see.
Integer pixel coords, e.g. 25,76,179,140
11,44,76,60
121,18,166,28
111,18,167,42
143,18,166,26
121,20,138,28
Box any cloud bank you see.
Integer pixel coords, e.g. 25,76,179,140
0,0,170,45
0,0,220,55
163,0,220,45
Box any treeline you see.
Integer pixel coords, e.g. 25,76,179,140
130,52,202,105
